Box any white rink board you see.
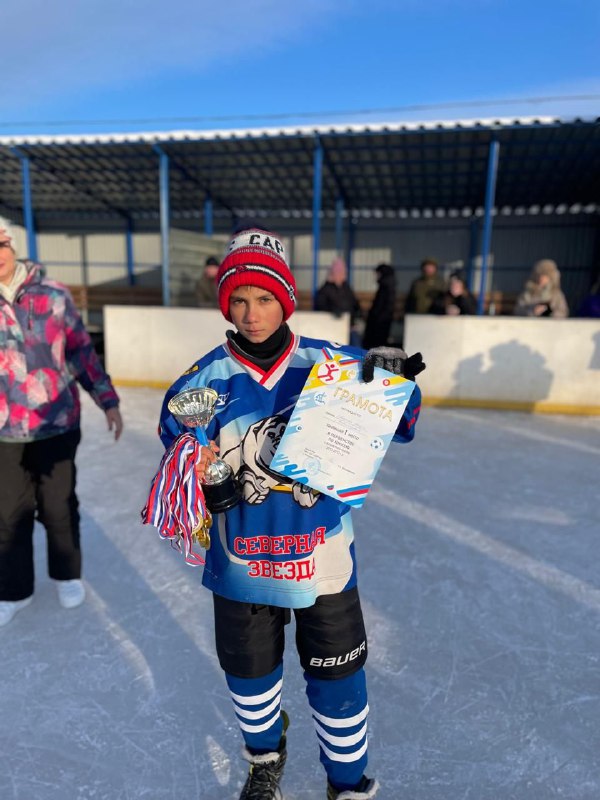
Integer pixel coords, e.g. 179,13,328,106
404,315,600,409
104,306,350,385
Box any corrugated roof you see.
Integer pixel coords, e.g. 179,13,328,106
0,115,586,145
1,116,598,226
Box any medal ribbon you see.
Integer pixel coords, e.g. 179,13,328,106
141,432,209,566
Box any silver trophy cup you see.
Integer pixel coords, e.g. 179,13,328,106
167,387,241,513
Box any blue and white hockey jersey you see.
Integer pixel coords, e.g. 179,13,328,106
159,334,421,609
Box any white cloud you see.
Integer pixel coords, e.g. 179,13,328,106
1,0,343,115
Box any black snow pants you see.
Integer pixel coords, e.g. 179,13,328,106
0,430,81,601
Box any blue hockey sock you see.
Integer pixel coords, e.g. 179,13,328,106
304,668,369,790
225,662,284,754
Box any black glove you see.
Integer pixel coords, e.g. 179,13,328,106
362,347,426,384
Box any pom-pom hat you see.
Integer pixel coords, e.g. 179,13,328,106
217,227,297,321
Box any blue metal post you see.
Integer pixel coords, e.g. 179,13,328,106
467,218,479,292
335,196,344,255
477,140,500,315
21,157,38,261
204,192,213,236
11,149,38,261
312,139,324,308
154,145,171,306
345,215,357,281
125,222,135,286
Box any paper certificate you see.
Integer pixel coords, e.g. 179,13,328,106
271,346,415,508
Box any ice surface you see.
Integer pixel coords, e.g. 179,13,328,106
1,388,599,800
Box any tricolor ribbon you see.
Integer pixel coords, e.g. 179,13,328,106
141,433,209,566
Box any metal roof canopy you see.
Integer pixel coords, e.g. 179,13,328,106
1,115,599,307
2,116,599,222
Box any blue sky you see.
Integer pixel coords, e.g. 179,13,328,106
1,0,599,135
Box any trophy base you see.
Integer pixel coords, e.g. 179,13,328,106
203,477,241,513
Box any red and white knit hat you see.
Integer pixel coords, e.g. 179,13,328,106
217,227,297,321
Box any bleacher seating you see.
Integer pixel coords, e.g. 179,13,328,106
67,285,163,314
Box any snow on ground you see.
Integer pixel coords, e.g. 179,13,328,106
1,388,599,800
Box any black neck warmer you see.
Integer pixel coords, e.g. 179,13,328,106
227,324,292,372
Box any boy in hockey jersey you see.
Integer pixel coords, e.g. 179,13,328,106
157,226,424,800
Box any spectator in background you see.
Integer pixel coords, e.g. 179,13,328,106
0,218,123,627
362,263,396,349
577,276,600,318
514,259,569,318
195,255,220,308
430,270,477,316
316,257,363,345
405,257,446,314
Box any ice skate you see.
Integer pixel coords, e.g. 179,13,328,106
326,775,379,799
239,712,288,800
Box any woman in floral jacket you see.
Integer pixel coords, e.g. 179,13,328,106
0,219,123,626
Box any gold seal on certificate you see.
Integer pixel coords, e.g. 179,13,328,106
271,347,415,508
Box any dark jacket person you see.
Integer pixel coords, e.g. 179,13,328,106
315,257,362,325
362,263,396,349
405,258,445,314
430,271,477,316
